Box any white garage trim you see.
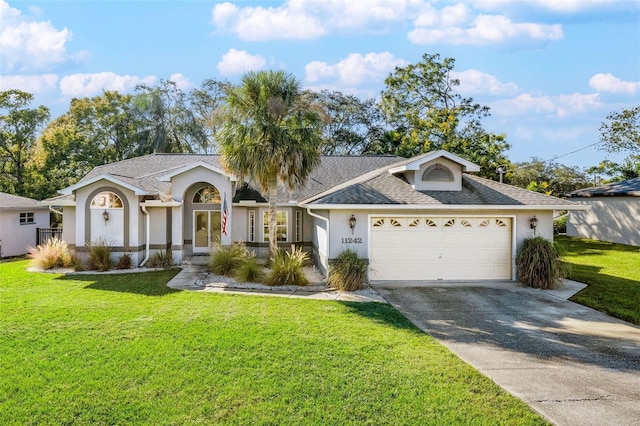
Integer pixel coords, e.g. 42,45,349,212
368,214,516,282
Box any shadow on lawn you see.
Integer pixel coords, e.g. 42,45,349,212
56,269,182,296
339,300,425,334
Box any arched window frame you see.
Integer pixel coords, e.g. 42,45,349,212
192,185,221,204
422,163,454,182
90,191,124,209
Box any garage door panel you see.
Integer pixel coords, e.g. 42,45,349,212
370,216,512,281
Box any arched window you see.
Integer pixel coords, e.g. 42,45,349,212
90,191,123,209
422,163,454,182
193,185,221,204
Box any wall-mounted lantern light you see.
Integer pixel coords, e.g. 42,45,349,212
103,210,109,224
529,215,538,234
349,214,357,234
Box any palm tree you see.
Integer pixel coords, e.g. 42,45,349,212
218,70,323,259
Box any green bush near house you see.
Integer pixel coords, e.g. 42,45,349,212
27,237,72,270
87,238,112,271
265,247,309,286
327,249,368,291
553,214,567,234
516,236,566,289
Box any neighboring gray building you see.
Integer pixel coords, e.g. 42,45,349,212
566,177,640,247
43,150,584,282
0,192,50,258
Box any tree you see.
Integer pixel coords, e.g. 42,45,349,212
508,158,590,197
188,79,231,154
379,53,510,178
302,90,384,155
218,70,323,258
600,106,640,153
133,80,207,154
586,157,640,184
0,90,49,196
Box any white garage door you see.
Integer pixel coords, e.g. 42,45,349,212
369,216,512,281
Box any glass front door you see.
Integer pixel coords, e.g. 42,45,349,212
193,210,221,253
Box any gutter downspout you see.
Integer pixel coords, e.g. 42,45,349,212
139,204,150,267
306,208,329,274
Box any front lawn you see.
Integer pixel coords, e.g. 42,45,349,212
0,260,546,425
556,235,640,325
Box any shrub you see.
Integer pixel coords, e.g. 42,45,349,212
554,214,567,234
327,249,368,291
265,248,309,286
28,237,72,270
116,252,133,270
235,256,265,283
147,250,173,268
87,239,111,271
70,252,84,271
516,236,566,289
209,242,249,276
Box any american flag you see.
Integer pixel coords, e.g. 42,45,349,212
222,193,228,235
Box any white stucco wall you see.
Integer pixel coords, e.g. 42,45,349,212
567,197,639,246
0,209,49,257
62,207,76,248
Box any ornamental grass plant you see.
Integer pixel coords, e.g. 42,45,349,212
209,242,250,276
147,250,174,268
234,256,265,283
516,236,566,289
28,237,72,270
327,249,368,291
265,247,309,286
87,239,112,272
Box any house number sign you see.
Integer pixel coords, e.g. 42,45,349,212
341,237,363,244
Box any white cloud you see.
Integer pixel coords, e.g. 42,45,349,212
408,11,563,45
305,52,406,88
211,0,424,41
491,92,601,117
168,73,194,91
451,70,519,96
217,49,267,76
0,0,80,72
59,72,157,98
0,74,58,93
471,0,631,14
589,73,640,95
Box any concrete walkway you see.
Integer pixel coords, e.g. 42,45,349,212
373,280,640,426
166,259,387,303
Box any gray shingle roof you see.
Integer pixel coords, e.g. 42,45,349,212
311,172,576,207
0,192,46,210
566,177,640,197
71,154,401,203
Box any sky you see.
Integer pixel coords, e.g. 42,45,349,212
1,0,639,170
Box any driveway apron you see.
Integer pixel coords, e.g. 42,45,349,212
373,282,640,426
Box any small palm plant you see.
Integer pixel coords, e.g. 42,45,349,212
516,236,566,289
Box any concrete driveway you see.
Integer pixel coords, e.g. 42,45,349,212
372,281,640,426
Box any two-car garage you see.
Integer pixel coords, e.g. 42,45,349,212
369,216,513,281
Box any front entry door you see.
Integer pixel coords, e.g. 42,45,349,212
193,210,221,253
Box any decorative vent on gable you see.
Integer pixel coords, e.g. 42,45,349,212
422,163,454,182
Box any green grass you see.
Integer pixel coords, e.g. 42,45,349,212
556,235,640,325
0,260,547,425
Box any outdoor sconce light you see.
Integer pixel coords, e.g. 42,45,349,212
349,214,357,234
529,215,538,234
103,210,109,224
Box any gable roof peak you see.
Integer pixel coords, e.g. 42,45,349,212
387,150,481,174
